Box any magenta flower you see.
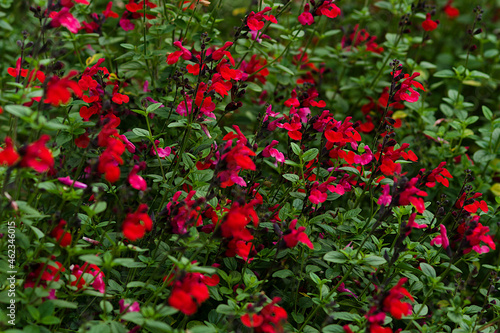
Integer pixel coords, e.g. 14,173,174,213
50,8,81,33
58,176,87,189
377,185,392,206
262,140,285,164
128,165,147,191
309,189,327,204
298,4,314,25
119,299,140,313
430,224,449,249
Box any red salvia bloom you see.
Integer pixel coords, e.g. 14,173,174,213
19,135,54,173
0,137,20,166
283,219,314,249
44,71,83,106
422,13,439,31
246,7,275,31
51,220,72,247
392,73,425,103
444,0,460,18
383,278,414,319
25,261,65,289
168,272,219,315
457,218,496,254
316,1,341,18
103,1,119,18
122,204,153,241
241,297,288,333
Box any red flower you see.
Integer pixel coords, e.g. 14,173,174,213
444,0,460,19
241,297,287,333
51,220,72,247
19,135,54,173
103,1,119,18
0,137,20,166
112,92,129,104
457,219,496,254
422,13,439,31
44,71,83,106
383,278,413,319
168,272,218,315
283,219,314,249
25,262,65,289
316,1,341,18
246,7,275,31
75,133,90,148
393,72,425,103
464,200,488,214
122,204,153,241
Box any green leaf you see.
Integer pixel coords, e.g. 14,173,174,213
146,103,163,113
50,299,78,309
322,325,345,333
282,173,300,182
132,128,150,138
79,254,103,266
121,312,145,325
419,263,436,278
120,43,135,50
291,142,301,156
324,251,347,264
482,105,493,121
332,312,360,321
302,148,318,162
273,269,294,278
434,69,455,78
5,105,32,117
41,316,60,325
362,255,387,266
274,64,295,76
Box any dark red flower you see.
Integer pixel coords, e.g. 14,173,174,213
51,220,72,247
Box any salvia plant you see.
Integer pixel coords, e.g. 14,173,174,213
0,0,500,332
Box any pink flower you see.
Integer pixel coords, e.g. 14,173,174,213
405,213,427,236
119,14,135,31
262,140,285,164
377,185,392,206
430,224,449,249
128,165,147,191
298,4,314,25
119,299,140,313
309,189,327,204
58,176,87,189
50,8,81,33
